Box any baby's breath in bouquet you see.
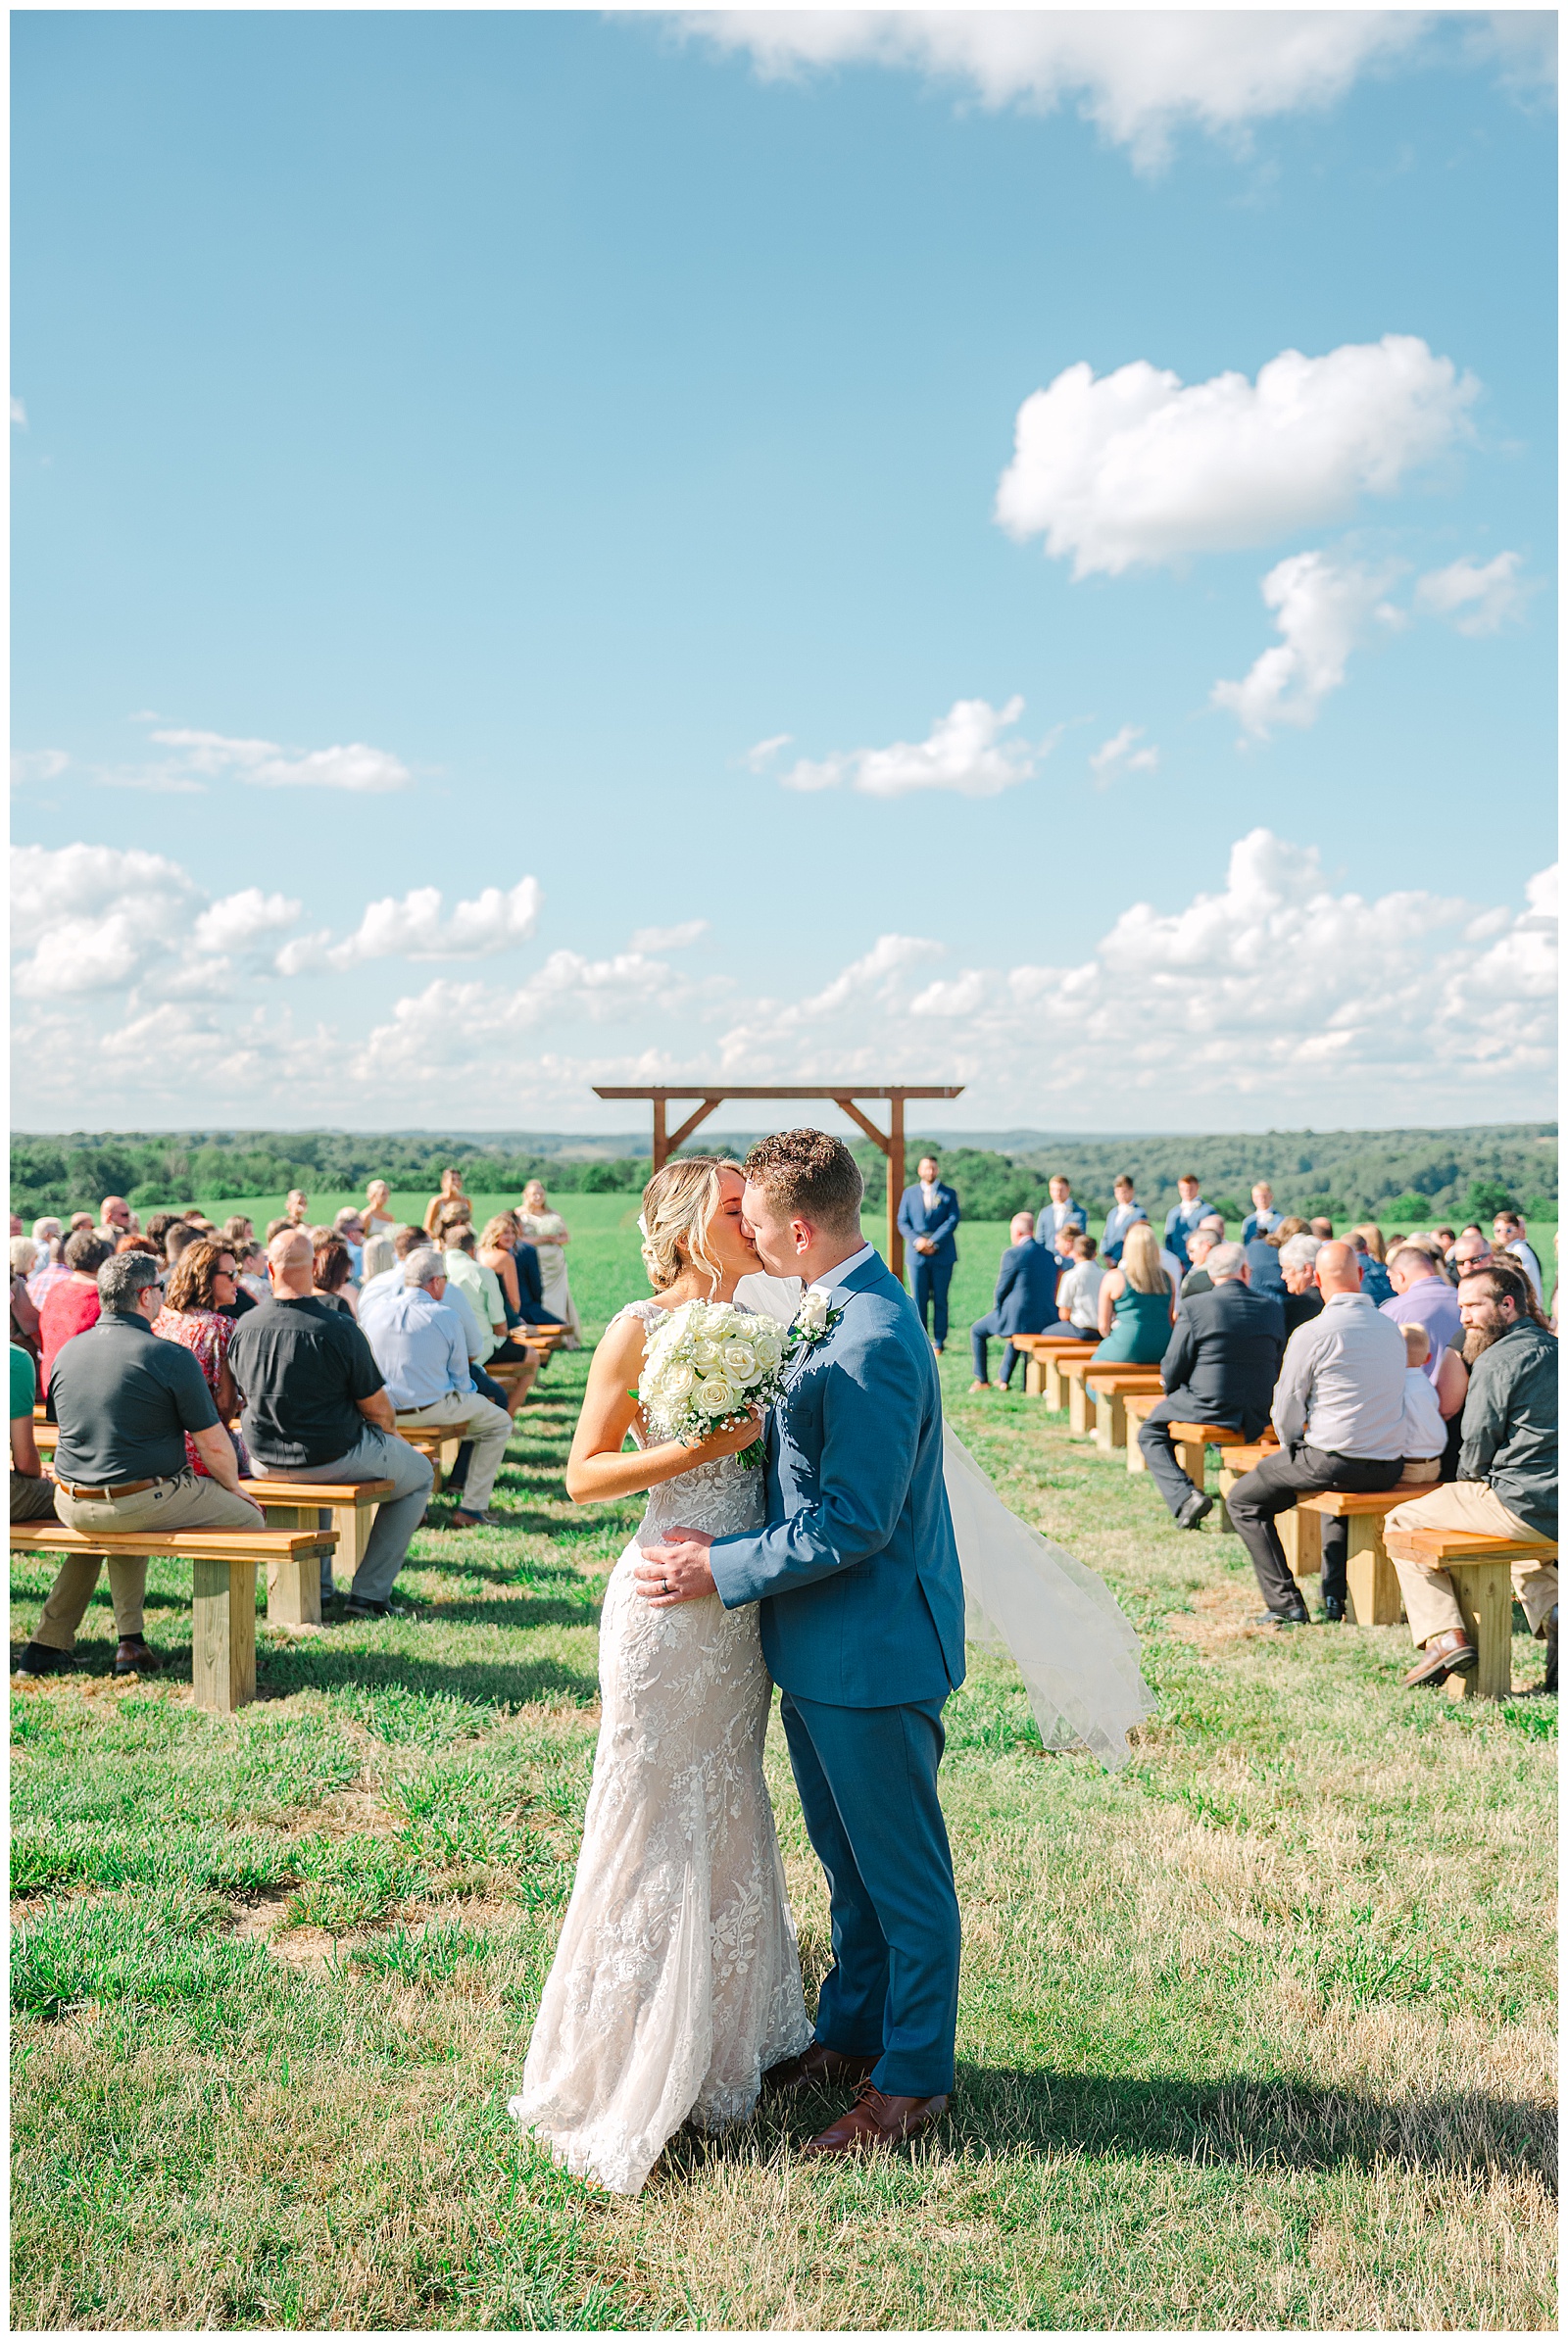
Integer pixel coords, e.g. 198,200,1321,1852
636,1299,790,1469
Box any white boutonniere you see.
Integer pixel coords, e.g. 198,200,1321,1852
788,1288,843,1356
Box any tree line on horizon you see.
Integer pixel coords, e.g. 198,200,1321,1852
8,1122,1556,1230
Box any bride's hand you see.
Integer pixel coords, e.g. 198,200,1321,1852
682,1408,762,1462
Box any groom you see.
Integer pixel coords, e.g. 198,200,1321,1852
636,1128,965,2159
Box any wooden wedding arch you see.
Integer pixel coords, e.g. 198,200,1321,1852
591,1085,964,1281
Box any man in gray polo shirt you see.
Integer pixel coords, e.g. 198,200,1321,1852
15,1250,263,1679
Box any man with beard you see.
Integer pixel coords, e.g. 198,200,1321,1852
1385,1258,1557,1692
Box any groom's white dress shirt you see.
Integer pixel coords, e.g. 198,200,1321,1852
808,1243,874,1305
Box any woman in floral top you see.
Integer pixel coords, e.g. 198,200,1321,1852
152,1241,251,1476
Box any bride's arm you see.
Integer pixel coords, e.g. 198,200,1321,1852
565,1315,760,1504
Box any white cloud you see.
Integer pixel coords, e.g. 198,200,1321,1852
148,726,413,794
11,750,69,787
11,397,26,428
1414,550,1529,636
1089,726,1160,787
301,876,544,970
1211,551,1401,738
677,11,1429,169
192,888,303,954
10,843,200,997
996,336,1477,578
779,696,1049,799
629,917,710,952
743,733,794,773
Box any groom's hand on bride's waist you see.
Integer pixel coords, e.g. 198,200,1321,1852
635,1532,716,1607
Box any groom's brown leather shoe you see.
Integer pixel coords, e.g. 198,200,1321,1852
761,2042,877,2095
801,2080,950,2157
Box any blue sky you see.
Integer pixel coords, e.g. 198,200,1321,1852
11,9,1557,1135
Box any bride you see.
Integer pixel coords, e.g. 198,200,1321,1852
508,1156,812,2196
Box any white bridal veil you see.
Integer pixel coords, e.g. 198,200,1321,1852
734,1271,1154,1772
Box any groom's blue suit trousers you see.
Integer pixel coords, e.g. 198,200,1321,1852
779,1689,960,2099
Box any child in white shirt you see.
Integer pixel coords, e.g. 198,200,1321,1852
1056,1234,1106,1335
1398,1323,1447,1484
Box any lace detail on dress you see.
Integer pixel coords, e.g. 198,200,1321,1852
508,1296,810,2196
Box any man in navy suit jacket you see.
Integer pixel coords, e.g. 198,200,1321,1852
896,1154,960,1351
969,1211,1060,1390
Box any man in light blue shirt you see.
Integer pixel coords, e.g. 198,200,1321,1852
362,1252,512,1530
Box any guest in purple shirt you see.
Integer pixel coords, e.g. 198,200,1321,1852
1380,1243,1462,1385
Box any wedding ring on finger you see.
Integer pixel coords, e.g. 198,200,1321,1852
662,1577,670,1594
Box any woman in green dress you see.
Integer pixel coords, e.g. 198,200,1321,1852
1093,1222,1175,1363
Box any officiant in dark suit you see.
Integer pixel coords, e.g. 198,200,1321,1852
897,1155,960,1353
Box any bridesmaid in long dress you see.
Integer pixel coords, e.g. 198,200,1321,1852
516,1180,582,1347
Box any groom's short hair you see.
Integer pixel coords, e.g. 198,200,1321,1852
744,1129,863,1234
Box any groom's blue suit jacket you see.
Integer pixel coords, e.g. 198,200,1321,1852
709,1249,965,1709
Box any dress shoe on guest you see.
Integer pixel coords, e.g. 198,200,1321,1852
449,1507,491,1530
1175,1490,1213,1531
13,1641,74,1678
341,1595,399,1622
1250,1610,1309,1631
1321,1593,1346,1623
967,1379,991,1393
1402,1633,1475,1689
113,1636,163,1677
802,2080,950,2158
762,2042,877,2096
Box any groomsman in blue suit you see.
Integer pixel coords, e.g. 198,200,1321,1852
1240,1183,1282,1244
969,1211,1060,1390
897,1154,960,1352
1101,1173,1149,1264
1163,1173,1212,1271
1037,1174,1088,1251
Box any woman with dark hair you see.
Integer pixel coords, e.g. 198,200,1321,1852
152,1242,250,1475
39,1230,113,1397
312,1236,357,1317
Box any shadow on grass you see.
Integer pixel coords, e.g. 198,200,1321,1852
666,2065,1555,2187
254,1640,600,1710
402,1592,599,1633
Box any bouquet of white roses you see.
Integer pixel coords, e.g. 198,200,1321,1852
636,1298,791,1470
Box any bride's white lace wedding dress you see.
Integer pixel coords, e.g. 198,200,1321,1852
508,1299,811,2197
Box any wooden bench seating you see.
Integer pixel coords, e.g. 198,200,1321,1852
1384,1527,1560,1701
396,1423,466,1491
1121,1393,1243,1485
239,1479,396,1624
10,1522,337,1713
1009,1335,1096,1406
1084,1366,1166,1452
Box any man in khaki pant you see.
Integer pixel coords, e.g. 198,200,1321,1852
364,1250,513,1530
15,1251,264,1679
1386,1259,1557,1692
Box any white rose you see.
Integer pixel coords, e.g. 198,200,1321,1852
796,1290,831,1335
720,1341,759,1384
694,1375,734,1416
691,1338,720,1369
662,1361,696,1400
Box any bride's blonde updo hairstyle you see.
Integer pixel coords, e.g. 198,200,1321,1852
640,1156,727,1292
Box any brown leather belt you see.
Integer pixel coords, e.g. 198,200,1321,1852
57,1477,164,1500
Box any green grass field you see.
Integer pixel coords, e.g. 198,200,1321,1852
10,1212,1556,2330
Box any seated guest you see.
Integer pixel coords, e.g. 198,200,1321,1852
1163,1173,1210,1271
228,1232,434,1615
422,1166,468,1236
1309,1217,1335,1242
362,1250,513,1531
1385,1259,1557,1693
1038,1175,1087,1251
442,1224,540,1415
1093,1223,1174,1364
478,1213,526,1324
39,1231,112,1400
1493,1211,1544,1301
1224,1241,1405,1620
1278,1234,1326,1339
311,1236,357,1317
220,1214,256,1252
1241,1184,1282,1245
1138,1243,1284,1531
11,1239,42,1360
151,1241,251,1477
11,1341,57,1523
1396,1325,1449,1484
359,1232,396,1286
1381,1243,1461,1383
115,1235,159,1256
333,1208,367,1278
1448,1227,1491,1274
234,1241,271,1307
969,1211,1058,1391
96,1195,133,1245
26,1221,69,1307
359,1224,426,1312
364,1179,397,1239
897,1154,960,1354
165,1223,203,1268
1101,1173,1148,1266
1055,1233,1105,1340
1177,1222,1223,1305
513,1226,567,1336
1348,1226,1395,1305
142,1212,181,1259
15,1251,265,1680
1243,1229,1286,1294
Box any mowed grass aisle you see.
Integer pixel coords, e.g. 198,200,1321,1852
10,1213,1556,2330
